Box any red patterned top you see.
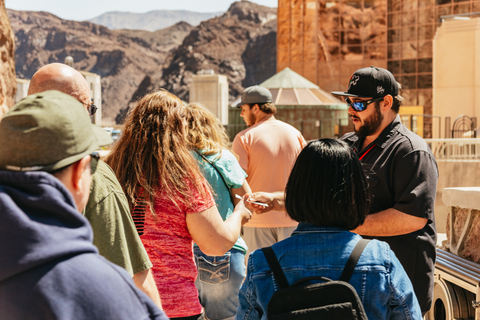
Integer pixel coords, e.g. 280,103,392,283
140,179,215,318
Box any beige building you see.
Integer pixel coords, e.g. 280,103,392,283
433,17,480,137
189,70,229,125
15,79,30,103
277,0,480,138
79,71,102,126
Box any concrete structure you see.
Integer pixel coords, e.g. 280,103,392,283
260,67,348,140
276,0,480,138
189,70,229,125
15,79,30,103
79,71,102,125
433,18,480,138
429,187,480,320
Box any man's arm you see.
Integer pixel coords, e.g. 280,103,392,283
246,191,285,214
232,135,249,172
352,208,427,236
133,268,162,309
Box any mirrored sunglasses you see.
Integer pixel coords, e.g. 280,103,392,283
345,97,384,112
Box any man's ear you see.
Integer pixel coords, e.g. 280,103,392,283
251,104,260,114
382,95,394,111
70,155,91,190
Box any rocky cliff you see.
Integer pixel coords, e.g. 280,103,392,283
8,1,277,125
0,0,16,117
157,1,277,103
8,9,193,124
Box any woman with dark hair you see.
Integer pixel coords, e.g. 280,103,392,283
106,89,252,320
236,138,421,320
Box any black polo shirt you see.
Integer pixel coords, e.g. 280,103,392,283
341,115,438,313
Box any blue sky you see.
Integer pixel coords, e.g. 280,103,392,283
5,0,278,21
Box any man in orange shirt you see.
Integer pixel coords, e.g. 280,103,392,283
232,86,306,257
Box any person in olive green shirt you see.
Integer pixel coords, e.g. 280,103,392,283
28,63,161,308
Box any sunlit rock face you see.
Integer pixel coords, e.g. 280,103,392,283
0,0,16,118
8,8,192,125
158,1,278,103
9,0,277,125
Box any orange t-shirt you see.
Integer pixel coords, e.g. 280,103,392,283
232,117,306,227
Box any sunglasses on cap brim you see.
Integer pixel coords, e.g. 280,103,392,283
345,96,385,112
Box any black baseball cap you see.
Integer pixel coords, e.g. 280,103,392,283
331,66,399,99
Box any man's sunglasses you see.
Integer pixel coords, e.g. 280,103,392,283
82,99,98,116
345,96,384,112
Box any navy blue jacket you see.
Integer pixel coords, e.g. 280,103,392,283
0,171,168,320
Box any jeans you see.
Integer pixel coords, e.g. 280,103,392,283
194,247,246,320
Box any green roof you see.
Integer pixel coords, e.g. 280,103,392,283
260,68,320,89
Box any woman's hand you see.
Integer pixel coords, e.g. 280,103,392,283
234,194,253,225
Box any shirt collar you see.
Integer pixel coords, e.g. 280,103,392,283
292,222,348,234
344,114,402,151
372,114,402,149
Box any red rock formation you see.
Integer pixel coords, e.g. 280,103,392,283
158,1,277,102
9,1,277,124
8,9,192,125
0,0,16,117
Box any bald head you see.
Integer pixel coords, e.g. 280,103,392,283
28,63,91,107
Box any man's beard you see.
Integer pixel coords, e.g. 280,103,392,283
246,113,256,127
354,102,383,137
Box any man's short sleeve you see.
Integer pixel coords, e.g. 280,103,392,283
232,134,249,171
392,150,438,221
84,161,152,276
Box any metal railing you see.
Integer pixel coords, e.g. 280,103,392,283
426,138,480,161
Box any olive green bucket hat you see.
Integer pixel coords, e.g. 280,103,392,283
0,90,112,172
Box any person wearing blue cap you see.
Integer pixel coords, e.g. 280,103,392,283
332,66,438,315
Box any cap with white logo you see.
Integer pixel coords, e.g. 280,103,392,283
331,66,399,99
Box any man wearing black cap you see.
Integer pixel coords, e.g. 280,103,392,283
232,85,306,257
0,91,167,319
332,66,438,314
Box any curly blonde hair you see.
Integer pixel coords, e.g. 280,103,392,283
106,89,206,212
185,103,233,158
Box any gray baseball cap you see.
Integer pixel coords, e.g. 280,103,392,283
0,90,112,172
235,85,273,107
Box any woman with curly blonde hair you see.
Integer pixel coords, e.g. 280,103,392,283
106,90,252,320
185,103,251,320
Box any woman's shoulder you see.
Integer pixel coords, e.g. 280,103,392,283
360,239,397,268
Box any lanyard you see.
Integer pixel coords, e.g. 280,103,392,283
358,144,376,161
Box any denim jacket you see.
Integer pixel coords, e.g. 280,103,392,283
235,223,422,320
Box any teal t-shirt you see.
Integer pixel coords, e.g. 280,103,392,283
193,149,248,253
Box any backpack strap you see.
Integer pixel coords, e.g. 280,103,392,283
262,238,370,289
262,247,290,289
339,238,370,283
